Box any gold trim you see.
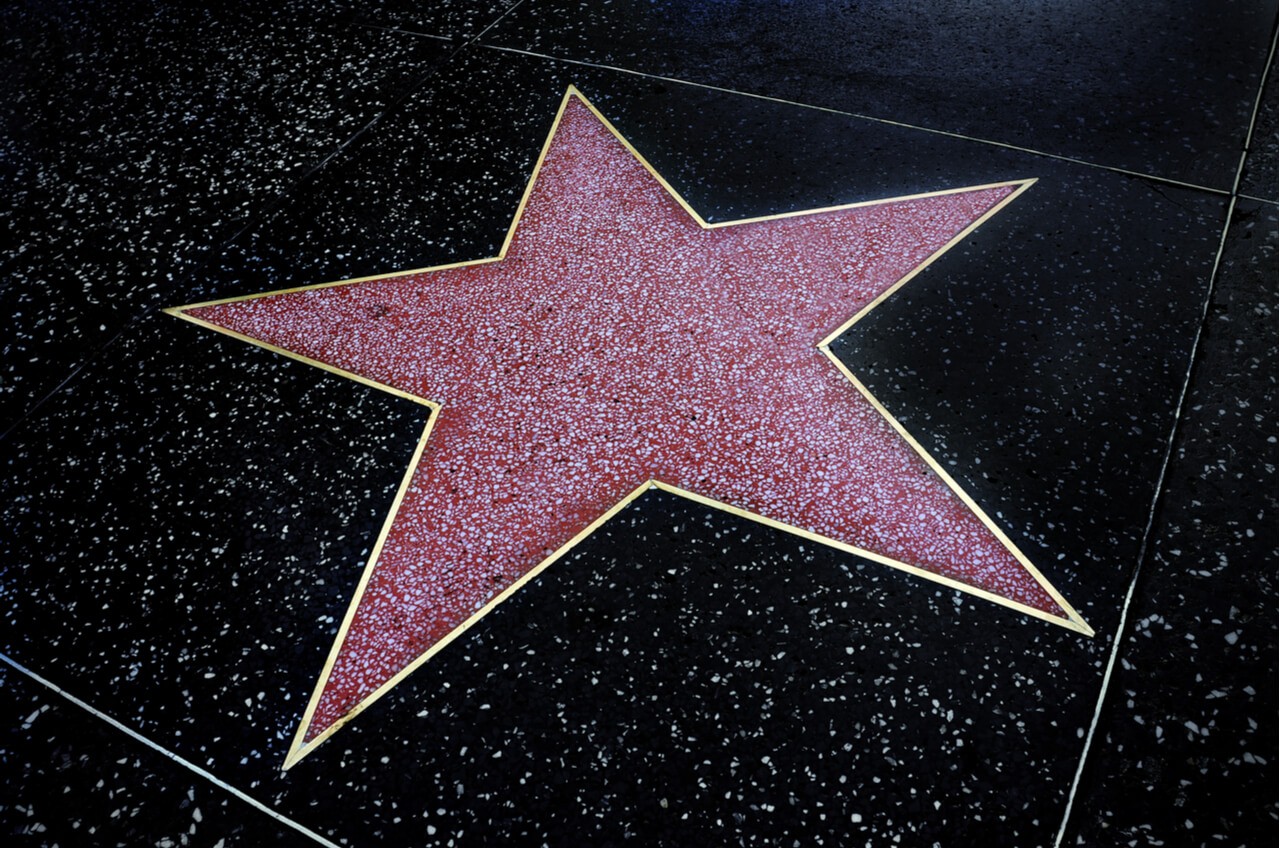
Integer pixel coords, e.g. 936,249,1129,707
650,481,1089,634
282,415,437,770
164,308,437,409
282,479,656,769
817,179,1035,346
167,85,1091,771
168,85,1041,308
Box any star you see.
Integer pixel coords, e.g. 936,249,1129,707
169,87,1090,768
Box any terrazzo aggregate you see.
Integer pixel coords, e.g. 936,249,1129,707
1,4,1275,846
1060,200,1278,847
0,666,322,848
1240,55,1278,200
184,95,1079,754
0,1,451,431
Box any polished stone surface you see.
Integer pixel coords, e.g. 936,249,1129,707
1061,199,1277,846
1,2,1275,846
184,114,1073,754
0,665,320,847
486,0,1276,189
1242,59,1278,200
0,1,451,432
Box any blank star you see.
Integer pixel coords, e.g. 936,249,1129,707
171,88,1088,767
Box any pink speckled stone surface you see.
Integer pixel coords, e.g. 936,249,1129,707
190,96,1063,743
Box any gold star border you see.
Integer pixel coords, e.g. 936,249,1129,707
167,86,1092,770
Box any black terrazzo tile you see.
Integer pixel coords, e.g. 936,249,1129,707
0,1,451,431
1240,56,1277,200
1,45,1246,845
266,490,1106,846
830,173,1223,638
351,0,529,40
0,665,321,847
1061,201,1278,846
0,312,427,792
485,0,1275,190
0,1,447,245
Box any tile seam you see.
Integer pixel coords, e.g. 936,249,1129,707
473,41,1237,196
1051,29,1278,848
0,652,342,848
473,0,533,42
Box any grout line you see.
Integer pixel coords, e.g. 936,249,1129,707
357,23,453,42
1051,29,1277,848
1238,34,1277,160
1239,192,1278,205
0,653,342,848
472,0,532,42
356,0,530,47
1052,195,1241,848
476,42,1236,197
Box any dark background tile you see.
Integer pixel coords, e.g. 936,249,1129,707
486,0,1276,189
1,2,1275,845
1060,201,1278,846
1240,54,1277,199
2,45,1258,845
0,1,451,432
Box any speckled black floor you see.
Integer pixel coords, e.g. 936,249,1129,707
1,2,1275,846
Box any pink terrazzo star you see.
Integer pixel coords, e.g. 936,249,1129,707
174,88,1088,766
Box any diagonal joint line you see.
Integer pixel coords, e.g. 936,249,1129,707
0,653,343,848
1052,29,1278,848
